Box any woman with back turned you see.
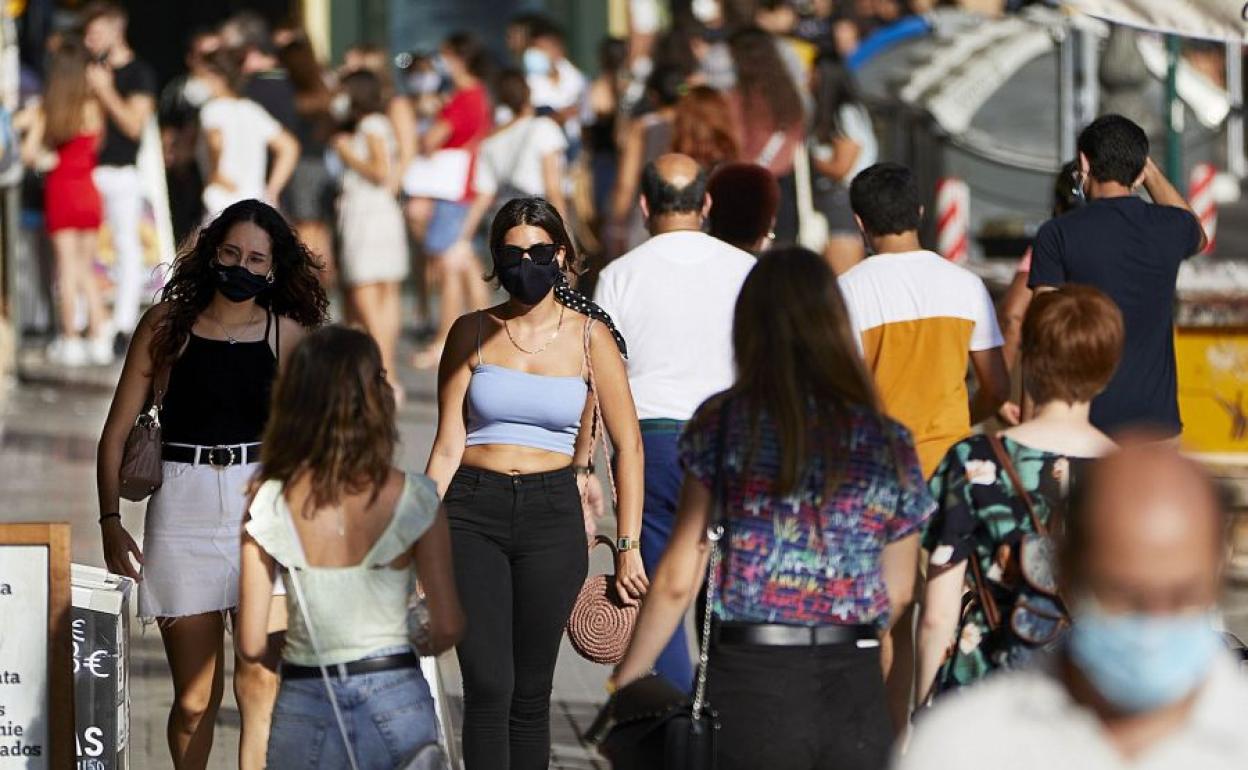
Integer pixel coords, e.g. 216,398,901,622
611,247,935,770
238,325,463,767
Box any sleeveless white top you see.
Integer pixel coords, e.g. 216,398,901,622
245,472,440,666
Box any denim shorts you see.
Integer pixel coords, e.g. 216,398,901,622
424,199,470,256
266,664,439,769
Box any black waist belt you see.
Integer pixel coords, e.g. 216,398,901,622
712,621,879,648
281,651,420,681
161,442,261,467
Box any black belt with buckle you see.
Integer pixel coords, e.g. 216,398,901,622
712,621,879,647
281,651,420,680
161,443,261,467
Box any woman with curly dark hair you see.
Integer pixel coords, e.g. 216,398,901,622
96,199,328,769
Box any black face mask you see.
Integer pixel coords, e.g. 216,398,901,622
497,259,561,306
214,263,271,303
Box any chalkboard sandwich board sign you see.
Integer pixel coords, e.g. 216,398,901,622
0,523,73,770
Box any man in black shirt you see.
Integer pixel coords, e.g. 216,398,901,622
82,1,156,338
1029,114,1207,439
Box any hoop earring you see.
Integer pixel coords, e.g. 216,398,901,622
266,272,276,284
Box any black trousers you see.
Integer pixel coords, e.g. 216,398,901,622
445,466,589,770
705,641,894,770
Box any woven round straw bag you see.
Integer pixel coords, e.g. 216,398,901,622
566,535,638,665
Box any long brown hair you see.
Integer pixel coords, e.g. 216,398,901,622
280,33,333,114
150,199,329,374
671,85,740,170
729,26,804,132
728,247,882,496
256,325,397,515
43,39,92,147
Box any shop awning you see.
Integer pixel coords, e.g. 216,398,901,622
1063,0,1247,42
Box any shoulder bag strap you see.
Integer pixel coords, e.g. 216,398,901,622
755,130,786,169
151,364,171,411
584,318,618,505
793,138,815,220
986,435,1046,536
691,399,732,720
280,512,362,770
966,552,1002,631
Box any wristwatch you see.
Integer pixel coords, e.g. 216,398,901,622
616,536,638,552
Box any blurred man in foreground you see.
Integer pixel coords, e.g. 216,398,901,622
897,444,1248,769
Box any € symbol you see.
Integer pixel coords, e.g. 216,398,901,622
83,650,110,679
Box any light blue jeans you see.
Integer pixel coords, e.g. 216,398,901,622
266,663,439,769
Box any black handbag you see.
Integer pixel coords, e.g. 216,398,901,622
585,401,731,769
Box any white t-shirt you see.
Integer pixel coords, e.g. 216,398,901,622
528,58,586,142
473,116,568,198
811,103,877,183
199,96,280,205
896,653,1248,770
342,113,397,196
837,250,1003,475
594,231,756,421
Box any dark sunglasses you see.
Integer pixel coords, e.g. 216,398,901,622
496,243,559,266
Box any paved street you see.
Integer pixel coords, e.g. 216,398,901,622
0,338,612,769
1,325,1246,769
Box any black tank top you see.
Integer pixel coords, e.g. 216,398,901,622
161,312,278,446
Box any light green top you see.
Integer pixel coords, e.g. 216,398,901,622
245,472,439,666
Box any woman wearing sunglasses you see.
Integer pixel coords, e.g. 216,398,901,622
425,196,646,769
916,285,1123,705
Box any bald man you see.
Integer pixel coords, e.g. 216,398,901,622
593,153,755,691
896,445,1248,769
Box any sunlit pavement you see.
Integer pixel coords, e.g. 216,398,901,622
3,331,1247,768
0,338,611,769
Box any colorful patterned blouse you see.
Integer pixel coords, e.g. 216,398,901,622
678,397,935,629
923,434,1088,693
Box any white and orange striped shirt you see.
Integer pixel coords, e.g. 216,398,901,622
839,250,1003,477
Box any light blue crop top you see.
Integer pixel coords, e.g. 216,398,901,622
465,312,588,456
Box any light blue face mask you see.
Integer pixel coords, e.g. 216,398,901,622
1067,600,1222,714
523,47,552,76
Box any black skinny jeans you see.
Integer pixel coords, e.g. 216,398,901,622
445,466,588,770
706,641,894,770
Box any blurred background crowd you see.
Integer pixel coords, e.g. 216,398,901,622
0,0,1080,373
0,0,1244,464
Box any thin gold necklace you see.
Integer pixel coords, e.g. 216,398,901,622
503,304,564,355
206,306,259,344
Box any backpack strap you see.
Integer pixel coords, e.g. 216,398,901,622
986,435,1047,537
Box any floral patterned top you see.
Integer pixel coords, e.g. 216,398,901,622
923,434,1088,693
678,397,935,630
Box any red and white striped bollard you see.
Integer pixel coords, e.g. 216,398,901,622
1188,163,1217,255
935,177,970,264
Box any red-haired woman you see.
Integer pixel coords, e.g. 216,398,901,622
917,285,1124,705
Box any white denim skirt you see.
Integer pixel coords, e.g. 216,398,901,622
138,460,258,621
